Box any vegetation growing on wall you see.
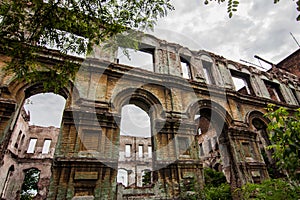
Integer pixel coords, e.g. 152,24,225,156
20,168,40,200
237,178,300,200
265,104,300,180
180,168,232,200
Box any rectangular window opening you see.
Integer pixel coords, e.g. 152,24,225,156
291,88,300,104
27,138,37,153
117,47,154,72
264,81,285,102
138,145,143,158
125,144,131,157
14,130,22,148
42,139,51,154
148,146,152,158
180,57,191,79
231,71,253,95
199,143,204,156
202,60,214,84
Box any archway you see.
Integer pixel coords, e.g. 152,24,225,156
192,101,233,183
117,104,153,187
248,112,281,178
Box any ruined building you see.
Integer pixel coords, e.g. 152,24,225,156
0,34,299,199
0,108,59,199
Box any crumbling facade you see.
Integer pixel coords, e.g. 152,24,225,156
0,34,299,199
0,108,59,199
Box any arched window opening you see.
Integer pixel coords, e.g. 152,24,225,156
117,169,128,187
142,169,152,187
1,165,14,199
118,104,153,188
251,117,280,178
23,93,66,128
120,104,151,138
9,93,64,157
194,108,231,182
20,168,40,199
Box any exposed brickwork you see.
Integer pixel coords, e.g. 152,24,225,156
0,34,299,199
277,49,300,78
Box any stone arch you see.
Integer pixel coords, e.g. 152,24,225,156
187,99,233,128
247,110,281,178
111,87,164,119
187,99,233,182
246,110,270,130
4,78,76,131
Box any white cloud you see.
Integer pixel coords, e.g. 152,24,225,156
149,0,300,65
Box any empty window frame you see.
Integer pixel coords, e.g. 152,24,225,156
291,88,300,105
14,131,22,148
264,81,285,102
178,137,190,155
42,139,51,154
117,47,154,72
125,144,131,157
199,143,204,156
138,145,143,158
201,60,215,84
27,138,37,153
207,139,212,153
231,70,253,95
180,56,191,79
148,146,152,158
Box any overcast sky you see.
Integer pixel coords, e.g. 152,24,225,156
25,0,299,127
150,0,300,65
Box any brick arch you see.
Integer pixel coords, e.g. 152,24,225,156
4,76,77,105
246,110,270,131
111,87,165,119
187,99,233,127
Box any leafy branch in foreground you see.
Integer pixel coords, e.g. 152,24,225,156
202,0,300,21
265,104,300,180
0,0,174,92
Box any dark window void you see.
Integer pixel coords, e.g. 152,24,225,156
21,168,40,199
264,81,285,102
80,130,101,151
14,131,22,148
199,143,204,156
201,60,215,84
291,88,300,104
117,47,154,72
231,70,254,95
178,137,190,155
180,57,191,79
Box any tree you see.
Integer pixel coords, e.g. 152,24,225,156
238,178,300,200
203,0,300,21
0,0,174,91
265,104,300,180
20,168,40,200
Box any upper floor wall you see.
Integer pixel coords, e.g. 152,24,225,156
91,34,300,108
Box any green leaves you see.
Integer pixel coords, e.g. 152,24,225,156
0,0,174,92
265,104,300,180
227,0,239,18
238,178,300,200
202,0,300,21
